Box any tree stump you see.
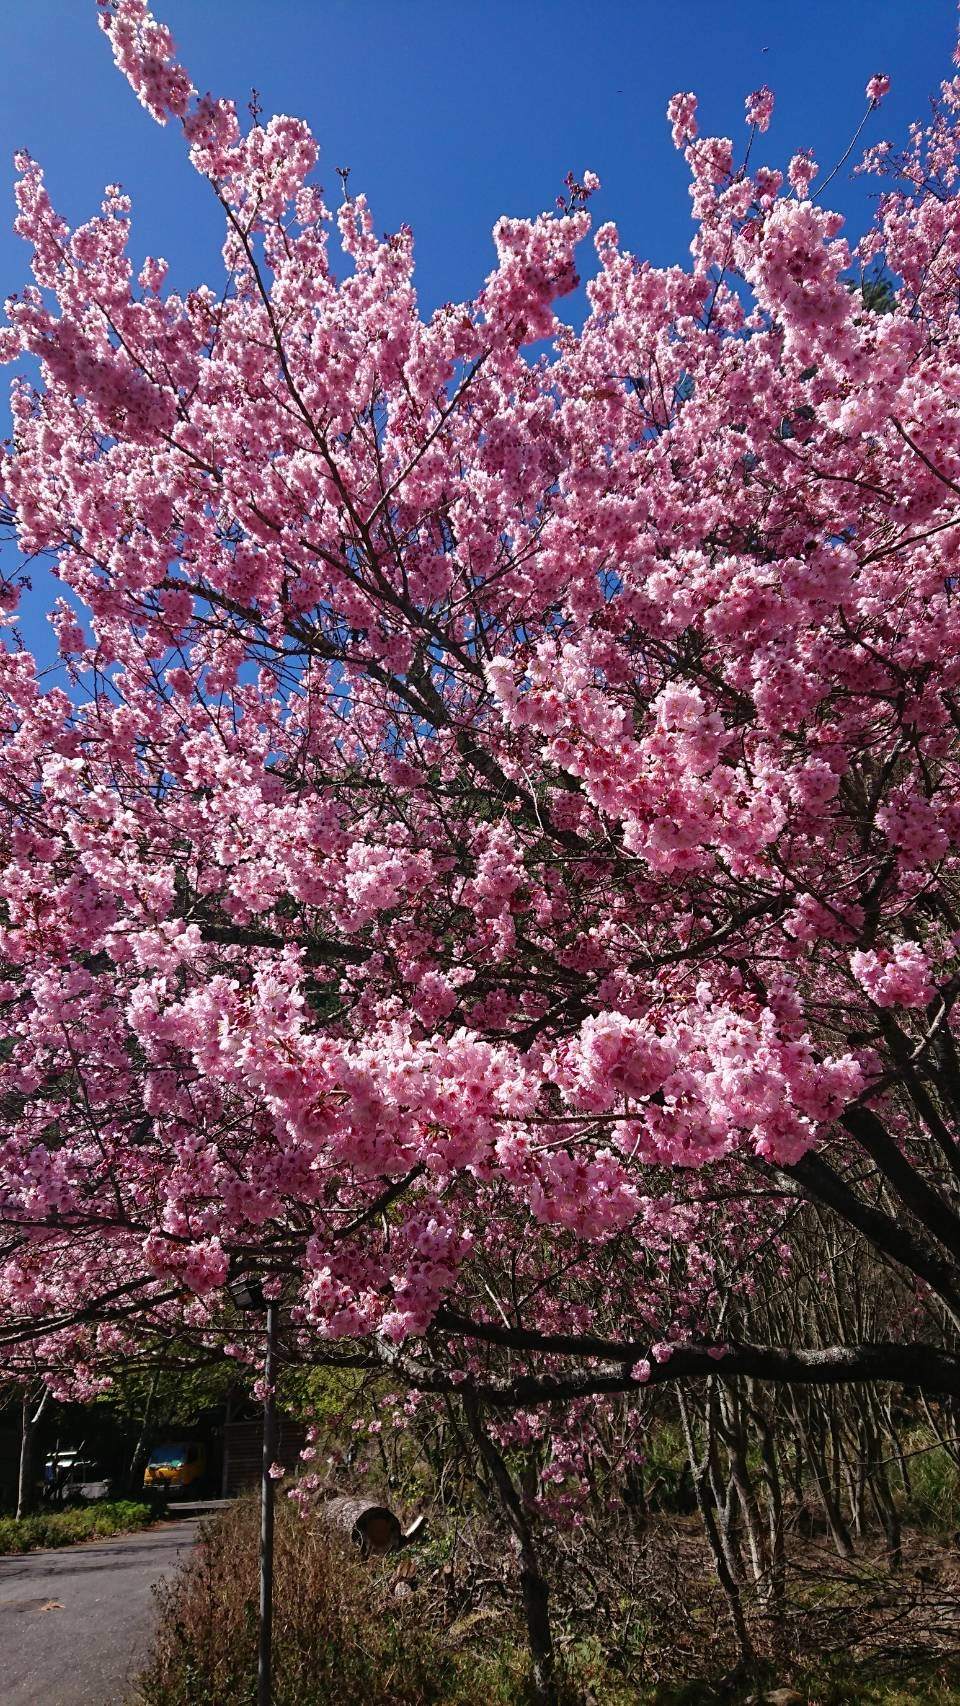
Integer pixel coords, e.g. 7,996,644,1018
318,1495,405,1556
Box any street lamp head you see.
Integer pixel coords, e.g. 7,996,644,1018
229,1272,266,1313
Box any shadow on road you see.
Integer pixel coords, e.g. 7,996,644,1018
0,1520,199,1706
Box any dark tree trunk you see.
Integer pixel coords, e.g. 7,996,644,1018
791,1396,854,1560
16,1387,49,1520
126,1365,161,1495
463,1388,556,1706
678,1389,754,1670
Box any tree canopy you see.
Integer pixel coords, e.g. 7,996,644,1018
0,7,958,1432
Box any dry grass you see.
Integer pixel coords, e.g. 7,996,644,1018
137,1493,960,1704
138,1493,536,1706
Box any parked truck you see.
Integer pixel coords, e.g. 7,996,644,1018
143,1440,208,1497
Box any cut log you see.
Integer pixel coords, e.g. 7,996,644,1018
318,1495,405,1556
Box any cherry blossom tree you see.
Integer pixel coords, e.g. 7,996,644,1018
2,2,960,1461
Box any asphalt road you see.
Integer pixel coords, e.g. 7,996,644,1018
0,1518,199,1705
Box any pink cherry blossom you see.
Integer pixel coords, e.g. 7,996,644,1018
666,91,698,148
745,86,775,133
0,3,955,1439
850,942,935,1010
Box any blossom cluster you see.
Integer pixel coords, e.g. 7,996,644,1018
0,3,955,1388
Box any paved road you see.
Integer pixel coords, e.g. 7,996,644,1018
0,1519,198,1705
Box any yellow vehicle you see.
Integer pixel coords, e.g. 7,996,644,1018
143,1441,208,1497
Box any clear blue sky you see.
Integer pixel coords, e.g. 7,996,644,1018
1,0,957,664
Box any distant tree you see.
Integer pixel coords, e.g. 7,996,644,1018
15,1379,49,1518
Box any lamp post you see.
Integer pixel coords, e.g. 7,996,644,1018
229,1274,278,1706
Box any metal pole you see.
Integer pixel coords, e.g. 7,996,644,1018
258,1301,278,1706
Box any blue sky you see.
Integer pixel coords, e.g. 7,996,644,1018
1,0,957,664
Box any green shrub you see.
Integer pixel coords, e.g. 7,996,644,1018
902,1436,960,1534
0,1498,154,1554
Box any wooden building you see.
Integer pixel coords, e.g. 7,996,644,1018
221,1417,307,1496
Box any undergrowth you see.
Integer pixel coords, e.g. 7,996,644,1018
139,1494,540,1705
0,1498,155,1554
139,1493,960,1705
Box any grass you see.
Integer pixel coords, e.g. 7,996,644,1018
802,1661,960,1705
630,1657,960,1704
139,1492,960,1705
0,1499,156,1554
140,1495,540,1706
622,1662,960,1703
902,1436,960,1535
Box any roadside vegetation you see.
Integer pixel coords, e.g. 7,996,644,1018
140,1496,528,1706
140,1400,960,1706
0,1498,157,1555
